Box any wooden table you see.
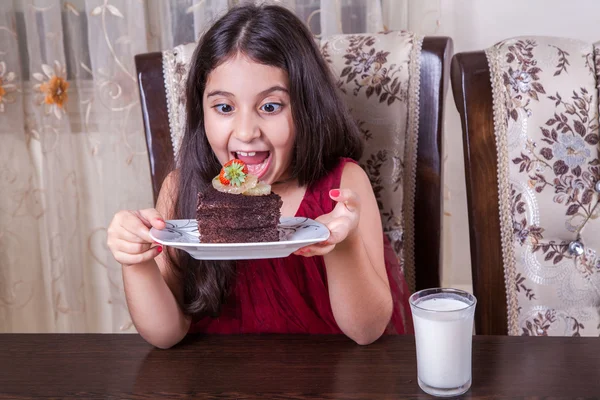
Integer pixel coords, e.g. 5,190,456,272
1,334,598,399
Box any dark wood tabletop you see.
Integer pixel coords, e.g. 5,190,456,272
1,334,598,399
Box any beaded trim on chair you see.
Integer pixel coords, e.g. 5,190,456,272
403,33,424,293
162,47,182,160
485,45,520,336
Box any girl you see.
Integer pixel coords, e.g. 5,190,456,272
107,3,413,349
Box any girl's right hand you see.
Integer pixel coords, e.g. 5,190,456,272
107,209,167,266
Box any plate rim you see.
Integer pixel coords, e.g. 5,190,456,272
149,217,330,247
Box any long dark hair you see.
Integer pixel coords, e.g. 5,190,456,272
172,3,363,319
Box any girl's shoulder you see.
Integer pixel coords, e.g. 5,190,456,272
303,158,367,215
308,157,365,191
338,158,373,195
162,169,181,189
339,158,366,181
157,169,180,219
321,157,363,188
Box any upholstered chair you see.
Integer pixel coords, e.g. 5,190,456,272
453,36,600,336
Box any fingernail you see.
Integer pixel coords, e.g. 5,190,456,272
157,246,163,253
330,189,340,197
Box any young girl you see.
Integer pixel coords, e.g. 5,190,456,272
107,3,413,348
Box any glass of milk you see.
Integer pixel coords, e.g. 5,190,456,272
409,288,477,397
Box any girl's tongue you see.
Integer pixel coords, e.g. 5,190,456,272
235,151,270,176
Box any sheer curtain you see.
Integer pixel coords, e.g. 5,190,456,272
0,0,441,333
1,0,154,333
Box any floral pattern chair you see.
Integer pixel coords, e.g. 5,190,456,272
453,36,600,336
320,32,423,291
137,31,451,292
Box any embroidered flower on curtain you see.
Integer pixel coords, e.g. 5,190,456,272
33,61,69,119
0,61,18,113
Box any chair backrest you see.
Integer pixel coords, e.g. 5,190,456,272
135,33,452,292
452,36,600,336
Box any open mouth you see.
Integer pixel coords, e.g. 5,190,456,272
232,151,271,179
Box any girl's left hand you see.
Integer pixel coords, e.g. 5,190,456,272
293,188,360,257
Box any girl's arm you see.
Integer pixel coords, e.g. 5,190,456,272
109,172,191,348
296,163,393,345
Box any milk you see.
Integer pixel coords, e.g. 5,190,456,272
410,291,476,397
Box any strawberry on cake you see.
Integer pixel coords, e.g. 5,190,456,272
196,159,283,243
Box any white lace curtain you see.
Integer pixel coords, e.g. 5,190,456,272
0,0,441,333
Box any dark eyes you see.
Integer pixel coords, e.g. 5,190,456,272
213,102,282,115
260,103,281,113
214,104,233,114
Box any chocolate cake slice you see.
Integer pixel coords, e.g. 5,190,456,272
196,185,283,243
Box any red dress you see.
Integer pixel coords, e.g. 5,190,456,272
189,158,414,335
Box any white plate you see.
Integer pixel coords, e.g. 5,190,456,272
149,217,330,260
